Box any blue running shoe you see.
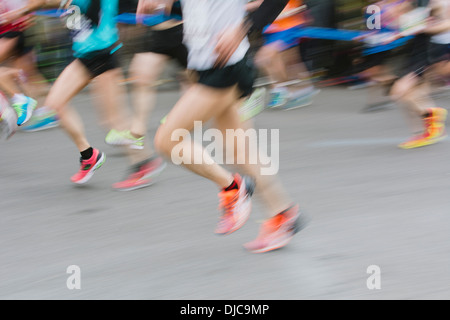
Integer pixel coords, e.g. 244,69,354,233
21,108,59,132
282,89,320,110
267,88,288,109
12,96,37,126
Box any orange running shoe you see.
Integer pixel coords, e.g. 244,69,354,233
399,107,447,149
425,107,447,137
215,174,255,235
244,204,309,253
70,149,106,185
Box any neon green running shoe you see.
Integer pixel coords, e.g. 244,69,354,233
239,87,267,122
105,129,144,150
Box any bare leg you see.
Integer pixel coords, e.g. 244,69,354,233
154,84,241,188
44,60,92,152
255,44,311,91
391,73,427,133
92,68,130,132
129,53,169,137
255,44,289,84
392,72,443,136
394,78,435,115
214,99,292,217
0,67,23,97
13,51,49,102
0,38,17,63
279,46,312,90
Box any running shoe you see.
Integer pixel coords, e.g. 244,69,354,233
267,88,289,109
20,107,59,132
239,87,267,122
425,107,447,137
282,88,320,110
105,129,144,150
0,97,17,140
244,204,308,253
215,174,255,235
70,149,106,185
113,156,167,191
12,96,37,126
399,107,447,149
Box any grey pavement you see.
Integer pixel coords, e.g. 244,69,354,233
1,86,450,300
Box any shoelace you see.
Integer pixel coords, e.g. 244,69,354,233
78,157,93,170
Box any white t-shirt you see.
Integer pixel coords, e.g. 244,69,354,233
180,0,250,70
0,0,27,12
431,0,450,44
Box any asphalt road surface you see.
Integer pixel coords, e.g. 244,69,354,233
1,86,449,300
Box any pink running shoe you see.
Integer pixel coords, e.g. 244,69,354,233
113,156,166,191
71,149,106,185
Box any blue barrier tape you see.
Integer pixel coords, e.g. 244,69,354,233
34,12,411,53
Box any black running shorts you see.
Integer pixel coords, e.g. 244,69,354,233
402,34,450,78
77,46,120,78
0,31,33,57
138,24,188,68
192,57,256,98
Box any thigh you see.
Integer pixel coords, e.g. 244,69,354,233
129,52,169,84
44,60,92,111
0,37,18,63
157,84,240,141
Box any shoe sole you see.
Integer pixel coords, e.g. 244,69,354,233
72,153,106,185
283,100,312,110
21,122,59,132
282,90,321,111
248,233,297,254
114,180,156,192
398,134,447,149
105,140,135,147
106,140,144,150
129,144,144,150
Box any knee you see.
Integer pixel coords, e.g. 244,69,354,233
390,73,419,101
154,126,173,158
390,80,409,102
43,95,64,114
130,61,161,87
